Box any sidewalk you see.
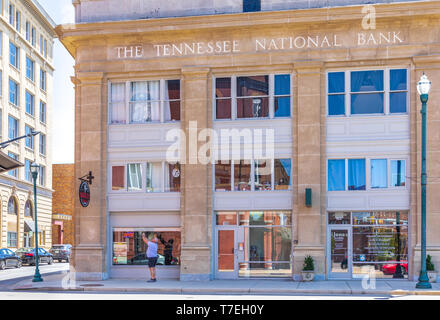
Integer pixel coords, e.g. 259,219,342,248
12,273,440,296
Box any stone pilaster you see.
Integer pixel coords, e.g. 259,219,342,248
180,67,212,281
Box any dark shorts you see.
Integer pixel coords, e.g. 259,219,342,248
147,256,158,268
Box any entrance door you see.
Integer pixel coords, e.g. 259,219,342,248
216,227,239,279
328,227,352,279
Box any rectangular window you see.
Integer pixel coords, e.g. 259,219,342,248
26,21,30,41
390,69,407,113
26,57,34,81
40,35,43,55
112,166,125,190
25,125,33,150
9,42,19,69
215,161,231,191
40,101,46,123
328,159,345,191
274,74,291,117
31,27,36,47
254,159,271,191
8,152,18,177
130,81,160,123
39,166,45,186
348,159,366,190
8,4,13,25
350,70,384,115
7,232,17,248
164,80,180,121
43,39,47,58
0,31,2,56
371,159,387,188
9,79,18,106
328,72,345,115
274,159,291,190
39,133,46,155
236,76,269,118
8,115,18,139
215,78,232,119
24,159,32,182
391,160,406,187
40,69,46,91
127,163,142,191
109,83,125,124
234,160,251,191
15,10,20,32
165,163,181,192
145,162,162,192
243,0,261,12
25,91,34,115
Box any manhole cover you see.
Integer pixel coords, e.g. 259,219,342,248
80,284,105,287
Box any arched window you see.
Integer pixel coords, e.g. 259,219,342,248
24,200,33,218
8,197,17,215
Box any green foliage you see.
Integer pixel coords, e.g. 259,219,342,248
426,255,435,271
303,255,315,271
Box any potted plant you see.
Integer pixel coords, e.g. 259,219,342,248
427,255,437,283
301,255,315,281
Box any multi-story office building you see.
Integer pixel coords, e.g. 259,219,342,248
0,0,55,250
58,0,440,281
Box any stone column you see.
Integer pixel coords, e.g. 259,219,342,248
411,56,440,282
292,61,325,280
72,72,108,281
180,67,212,281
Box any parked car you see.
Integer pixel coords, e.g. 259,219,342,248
15,248,54,266
128,253,165,266
382,262,408,275
0,248,21,270
49,244,72,262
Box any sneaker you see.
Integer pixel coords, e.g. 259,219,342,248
147,279,157,283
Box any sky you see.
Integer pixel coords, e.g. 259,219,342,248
38,0,75,164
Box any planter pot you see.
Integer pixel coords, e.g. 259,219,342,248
427,271,437,283
301,271,314,282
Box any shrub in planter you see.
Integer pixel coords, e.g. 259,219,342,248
301,255,315,281
427,255,437,283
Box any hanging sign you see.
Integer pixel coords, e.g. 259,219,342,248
79,181,91,208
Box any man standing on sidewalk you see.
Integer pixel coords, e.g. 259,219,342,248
142,232,159,282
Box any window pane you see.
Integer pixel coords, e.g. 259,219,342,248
216,78,231,98
26,91,34,115
236,97,269,118
391,160,405,187
239,211,291,226
348,159,366,191
130,81,160,122
25,126,33,149
254,160,271,191
328,159,345,191
25,159,31,181
127,163,142,191
274,74,290,95
215,161,231,191
112,166,125,191
390,69,407,91
371,159,387,188
216,99,231,119
328,94,345,115
145,162,162,192
216,212,236,225
274,97,290,117
390,92,407,113
165,163,181,192
351,70,384,92
274,159,291,190
166,80,180,100
110,83,125,124
351,93,384,114
234,160,251,191
165,101,180,121
237,76,269,97
328,72,345,93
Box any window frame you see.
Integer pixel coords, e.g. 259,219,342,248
25,90,35,116
9,41,19,70
26,56,35,82
24,124,34,150
40,100,46,124
39,133,46,156
8,78,19,106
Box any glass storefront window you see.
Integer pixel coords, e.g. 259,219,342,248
352,211,408,226
216,212,237,226
215,161,231,191
328,212,350,224
254,160,271,191
274,159,291,190
239,211,291,226
112,229,181,266
234,160,251,191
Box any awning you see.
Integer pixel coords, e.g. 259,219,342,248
0,151,23,173
24,219,35,233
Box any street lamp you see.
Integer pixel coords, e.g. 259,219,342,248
416,73,432,289
30,162,43,283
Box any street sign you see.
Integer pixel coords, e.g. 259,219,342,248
79,181,90,207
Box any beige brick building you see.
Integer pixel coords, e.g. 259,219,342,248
58,0,440,282
0,0,55,251
52,164,74,245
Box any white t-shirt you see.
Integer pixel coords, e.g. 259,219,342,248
146,240,158,258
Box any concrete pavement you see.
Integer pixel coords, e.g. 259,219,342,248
11,273,440,296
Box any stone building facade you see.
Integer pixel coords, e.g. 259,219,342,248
52,164,74,245
58,0,440,281
0,0,55,251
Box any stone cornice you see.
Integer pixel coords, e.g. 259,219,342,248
56,1,440,58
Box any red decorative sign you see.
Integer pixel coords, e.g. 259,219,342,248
79,181,90,207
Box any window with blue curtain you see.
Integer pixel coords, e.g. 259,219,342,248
350,70,384,114
243,0,261,12
328,72,345,116
371,159,387,188
348,159,366,190
328,159,345,191
390,69,407,113
391,160,406,187
274,74,291,117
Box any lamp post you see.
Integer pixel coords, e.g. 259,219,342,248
30,162,43,283
416,73,432,289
